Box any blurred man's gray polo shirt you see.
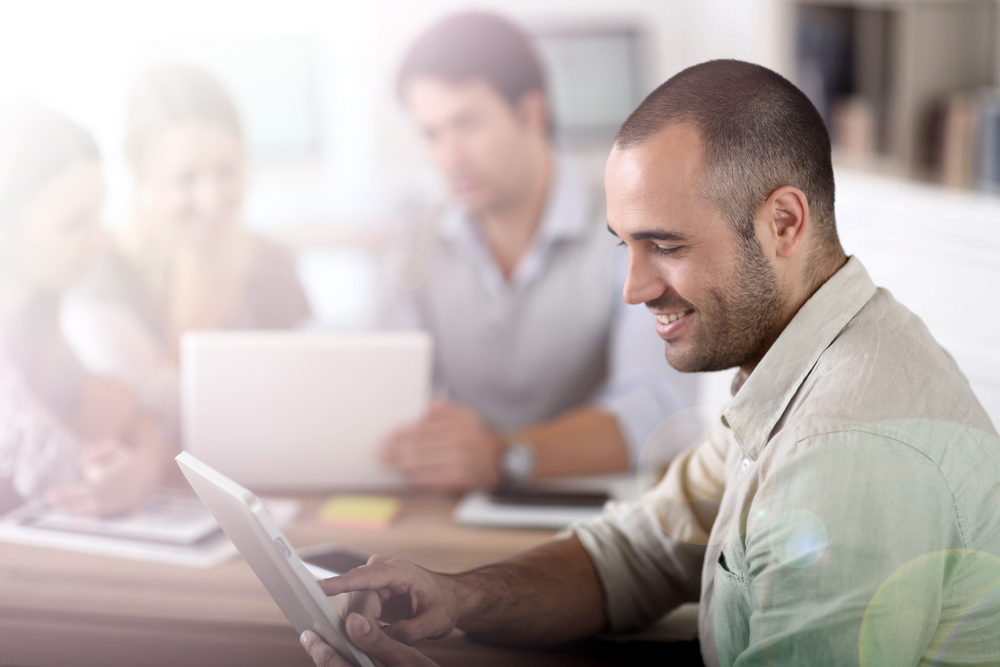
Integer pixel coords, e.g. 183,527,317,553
575,256,1000,665
382,159,694,461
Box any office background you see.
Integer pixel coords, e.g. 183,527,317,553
1,0,999,423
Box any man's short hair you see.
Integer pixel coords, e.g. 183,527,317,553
397,12,547,110
617,59,839,253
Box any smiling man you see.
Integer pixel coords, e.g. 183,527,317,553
303,60,1000,667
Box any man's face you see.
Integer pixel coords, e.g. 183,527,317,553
606,123,786,373
404,76,539,215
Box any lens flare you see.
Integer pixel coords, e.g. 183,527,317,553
768,508,828,568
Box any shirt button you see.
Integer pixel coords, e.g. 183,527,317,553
741,458,750,470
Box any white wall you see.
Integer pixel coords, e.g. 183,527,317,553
836,169,1000,428
696,168,1000,430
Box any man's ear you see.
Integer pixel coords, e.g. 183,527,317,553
762,186,810,259
515,90,549,137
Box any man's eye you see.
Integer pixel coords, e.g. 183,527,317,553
616,239,626,247
655,245,680,256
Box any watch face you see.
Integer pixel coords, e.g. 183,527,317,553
503,441,535,481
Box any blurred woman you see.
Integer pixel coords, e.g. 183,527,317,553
0,104,172,515
63,64,310,426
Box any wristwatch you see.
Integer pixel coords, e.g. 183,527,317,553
501,436,536,487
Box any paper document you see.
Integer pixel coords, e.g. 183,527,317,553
27,491,222,544
0,492,299,568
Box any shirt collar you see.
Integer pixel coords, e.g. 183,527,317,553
436,155,593,293
534,157,592,243
722,256,878,460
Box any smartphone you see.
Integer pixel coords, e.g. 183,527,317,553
298,543,370,575
488,489,611,507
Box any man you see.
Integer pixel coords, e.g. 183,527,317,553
378,12,691,491
305,60,1000,666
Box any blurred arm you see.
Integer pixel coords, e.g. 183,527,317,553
519,407,628,478
382,401,628,490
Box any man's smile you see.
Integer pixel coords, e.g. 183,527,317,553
652,308,695,338
655,310,691,324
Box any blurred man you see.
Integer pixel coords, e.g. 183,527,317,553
304,60,1000,666
379,12,692,491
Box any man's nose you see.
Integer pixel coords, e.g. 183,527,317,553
622,252,666,306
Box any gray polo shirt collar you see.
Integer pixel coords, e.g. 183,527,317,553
722,256,878,460
436,157,593,297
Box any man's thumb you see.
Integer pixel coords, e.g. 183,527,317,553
345,613,439,667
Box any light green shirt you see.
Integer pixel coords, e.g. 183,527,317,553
576,256,1000,666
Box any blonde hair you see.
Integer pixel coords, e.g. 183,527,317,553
125,64,242,174
0,103,99,228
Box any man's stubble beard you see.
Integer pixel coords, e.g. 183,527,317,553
660,233,787,374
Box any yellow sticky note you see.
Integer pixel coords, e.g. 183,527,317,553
317,495,401,530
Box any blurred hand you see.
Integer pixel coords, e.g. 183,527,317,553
44,438,164,517
381,400,504,491
75,375,138,442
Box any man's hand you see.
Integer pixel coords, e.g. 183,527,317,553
319,556,461,647
302,555,452,667
299,616,439,667
381,400,504,491
44,438,164,517
311,539,607,658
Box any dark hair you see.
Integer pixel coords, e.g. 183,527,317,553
0,103,100,228
126,63,242,173
617,59,838,252
397,12,547,109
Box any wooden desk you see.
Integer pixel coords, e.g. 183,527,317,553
0,494,697,667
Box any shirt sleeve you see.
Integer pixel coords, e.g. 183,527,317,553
573,425,728,633
591,245,699,464
720,429,984,667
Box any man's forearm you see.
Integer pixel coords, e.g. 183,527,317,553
447,535,607,645
521,408,629,478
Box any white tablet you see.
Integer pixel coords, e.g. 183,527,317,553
176,452,375,667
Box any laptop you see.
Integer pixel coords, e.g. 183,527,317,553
181,330,431,491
